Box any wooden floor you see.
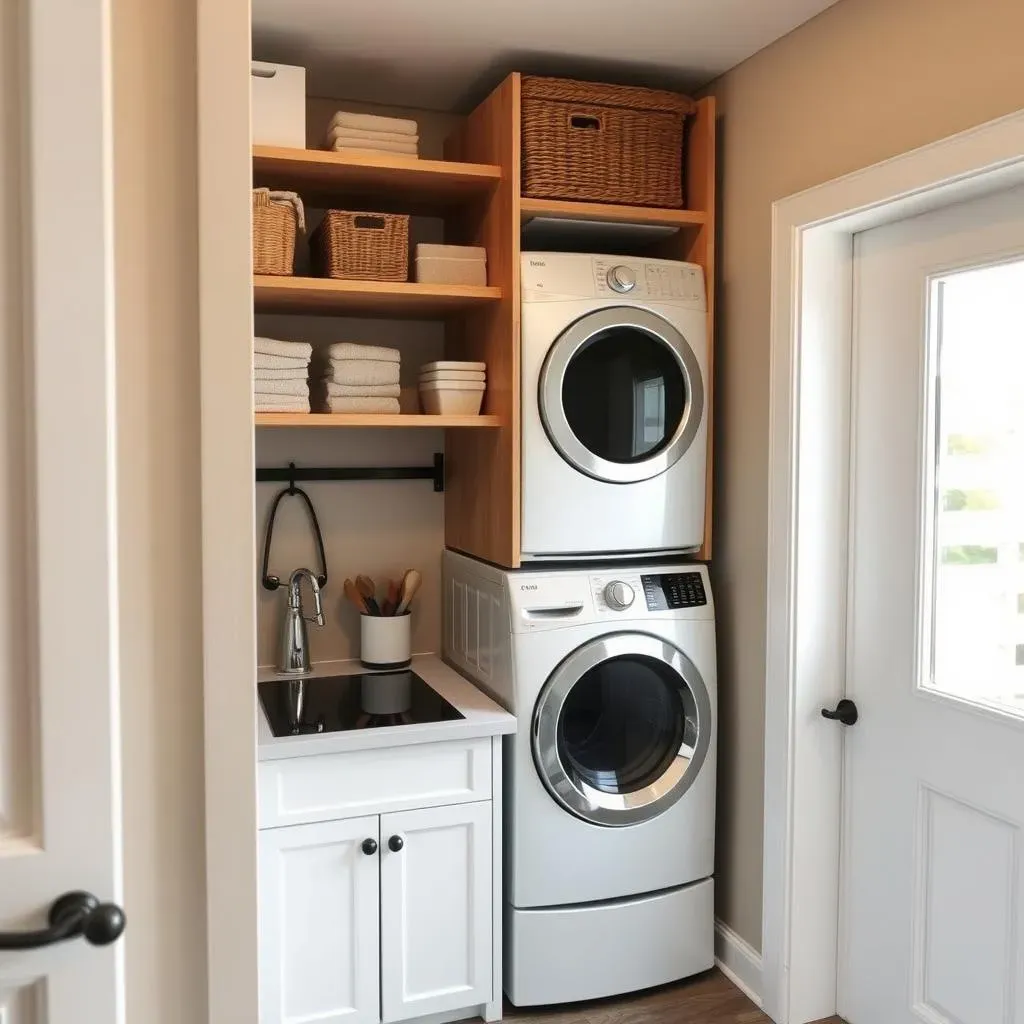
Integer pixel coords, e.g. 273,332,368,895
504,969,845,1023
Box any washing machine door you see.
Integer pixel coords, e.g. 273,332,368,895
531,632,712,827
539,306,705,484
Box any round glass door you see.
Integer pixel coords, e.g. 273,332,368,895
532,633,712,827
539,307,705,484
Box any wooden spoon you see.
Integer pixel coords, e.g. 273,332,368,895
356,575,381,615
343,577,369,615
382,578,401,616
395,569,421,616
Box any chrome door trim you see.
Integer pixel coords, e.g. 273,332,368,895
539,307,705,484
531,632,712,827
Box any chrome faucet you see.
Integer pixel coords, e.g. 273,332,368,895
278,568,325,674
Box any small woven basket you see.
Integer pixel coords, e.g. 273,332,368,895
312,210,410,282
252,189,299,276
521,76,695,208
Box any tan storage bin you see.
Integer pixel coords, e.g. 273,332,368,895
252,189,300,276
414,243,488,286
312,210,409,282
521,76,694,208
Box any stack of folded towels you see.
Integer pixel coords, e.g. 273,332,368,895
324,111,419,158
254,337,312,413
315,343,401,415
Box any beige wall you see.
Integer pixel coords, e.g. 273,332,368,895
113,0,207,1019
703,0,1024,950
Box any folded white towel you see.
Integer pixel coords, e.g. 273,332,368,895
324,360,401,387
329,111,418,136
329,126,421,145
254,337,312,359
252,378,309,397
254,353,310,371
254,367,311,380
326,382,401,398
323,397,401,414
330,139,418,157
255,396,310,412
328,342,400,363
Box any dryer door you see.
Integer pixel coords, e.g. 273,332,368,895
531,632,712,827
539,307,705,484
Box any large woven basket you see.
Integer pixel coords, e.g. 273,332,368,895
252,189,298,276
521,77,695,208
312,210,410,282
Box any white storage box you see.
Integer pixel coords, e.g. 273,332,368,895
251,61,306,148
419,379,486,416
414,244,487,286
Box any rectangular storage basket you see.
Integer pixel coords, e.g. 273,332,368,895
312,210,410,282
521,76,695,209
252,189,299,276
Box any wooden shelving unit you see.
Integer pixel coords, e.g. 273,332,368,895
253,276,501,317
520,196,707,229
252,146,501,213
254,412,501,429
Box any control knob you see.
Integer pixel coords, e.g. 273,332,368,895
604,581,635,611
606,265,637,293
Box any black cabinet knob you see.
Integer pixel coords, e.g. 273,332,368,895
388,835,404,853
821,699,858,726
361,838,378,856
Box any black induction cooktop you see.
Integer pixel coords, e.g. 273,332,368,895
258,670,464,737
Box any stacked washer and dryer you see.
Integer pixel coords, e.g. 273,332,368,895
443,252,716,1006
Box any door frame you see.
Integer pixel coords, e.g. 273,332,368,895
763,108,1024,1024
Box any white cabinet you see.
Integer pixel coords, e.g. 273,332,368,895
380,802,492,1022
259,815,381,1024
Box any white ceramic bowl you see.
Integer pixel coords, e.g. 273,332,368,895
419,360,486,374
418,369,486,384
418,379,486,415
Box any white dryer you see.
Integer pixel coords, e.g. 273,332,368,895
443,551,716,1006
521,252,709,560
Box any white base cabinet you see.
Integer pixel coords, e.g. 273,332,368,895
258,737,502,1024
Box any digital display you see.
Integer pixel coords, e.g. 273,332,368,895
641,572,707,611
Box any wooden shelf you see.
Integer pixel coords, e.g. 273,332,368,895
254,413,502,428
252,146,501,212
253,276,502,318
519,196,707,229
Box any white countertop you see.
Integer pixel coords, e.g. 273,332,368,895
257,654,516,761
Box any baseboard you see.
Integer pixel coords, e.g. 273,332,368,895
714,919,763,1008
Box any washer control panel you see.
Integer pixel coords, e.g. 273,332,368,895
641,572,707,610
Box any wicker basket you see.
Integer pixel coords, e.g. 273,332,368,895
312,210,410,282
252,189,300,276
521,76,695,208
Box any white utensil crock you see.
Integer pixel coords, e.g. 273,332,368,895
360,612,411,669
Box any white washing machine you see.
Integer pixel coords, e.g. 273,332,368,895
521,252,709,560
443,551,716,1006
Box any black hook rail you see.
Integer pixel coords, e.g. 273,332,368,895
256,454,445,493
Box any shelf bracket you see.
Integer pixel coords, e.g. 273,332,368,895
256,454,445,493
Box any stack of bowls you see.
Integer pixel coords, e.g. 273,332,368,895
418,360,487,415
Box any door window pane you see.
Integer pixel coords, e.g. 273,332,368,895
926,261,1024,715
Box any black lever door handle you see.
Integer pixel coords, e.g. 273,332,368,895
0,891,126,950
821,699,858,726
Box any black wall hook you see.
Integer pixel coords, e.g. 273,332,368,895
261,466,329,591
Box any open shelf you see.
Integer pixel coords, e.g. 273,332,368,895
254,413,502,428
252,146,501,212
253,276,502,318
519,196,707,229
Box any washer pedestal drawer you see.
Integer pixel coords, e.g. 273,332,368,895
504,877,714,1006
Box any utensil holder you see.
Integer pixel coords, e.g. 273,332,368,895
360,613,411,670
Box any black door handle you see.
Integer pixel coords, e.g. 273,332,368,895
0,891,126,950
821,699,858,726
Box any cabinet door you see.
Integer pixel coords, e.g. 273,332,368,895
380,801,493,1022
259,816,381,1024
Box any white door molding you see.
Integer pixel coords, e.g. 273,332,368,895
764,106,1024,1024
196,0,259,1021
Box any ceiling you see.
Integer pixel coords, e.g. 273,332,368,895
251,0,842,112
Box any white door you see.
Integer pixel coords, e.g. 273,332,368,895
841,185,1024,1023
0,0,123,1019
379,801,491,1023
259,817,381,1024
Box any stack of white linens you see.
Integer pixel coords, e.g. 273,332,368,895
316,343,401,414
324,111,418,158
418,361,486,416
254,337,312,412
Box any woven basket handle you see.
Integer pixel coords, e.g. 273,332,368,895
352,214,388,231
568,112,603,133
